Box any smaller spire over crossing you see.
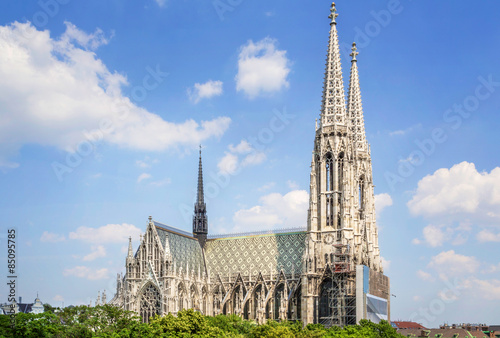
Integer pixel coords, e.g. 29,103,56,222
193,146,208,245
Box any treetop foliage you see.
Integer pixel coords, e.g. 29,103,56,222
0,305,403,338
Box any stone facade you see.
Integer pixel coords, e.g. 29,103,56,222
109,2,389,326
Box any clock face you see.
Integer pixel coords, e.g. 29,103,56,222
323,234,334,244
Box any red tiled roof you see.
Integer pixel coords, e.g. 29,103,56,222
393,321,427,329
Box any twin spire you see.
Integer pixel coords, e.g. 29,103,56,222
321,2,367,151
347,42,367,151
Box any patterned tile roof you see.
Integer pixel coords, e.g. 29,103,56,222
153,221,205,274
204,230,306,277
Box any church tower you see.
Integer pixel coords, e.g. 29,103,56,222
193,146,208,246
307,1,381,272
303,2,384,326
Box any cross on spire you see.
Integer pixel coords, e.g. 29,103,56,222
329,2,338,24
350,42,358,62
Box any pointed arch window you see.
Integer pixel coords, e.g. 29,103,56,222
325,153,335,227
325,153,334,192
139,284,161,323
337,152,345,228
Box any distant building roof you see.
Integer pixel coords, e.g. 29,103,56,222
397,328,490,338
17,303,33,313
392,321,427,329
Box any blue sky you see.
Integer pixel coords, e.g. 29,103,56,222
1,0,500,326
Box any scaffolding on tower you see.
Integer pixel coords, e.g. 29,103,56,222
319,243,356,328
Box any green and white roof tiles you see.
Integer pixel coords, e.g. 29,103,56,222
150,221,306,279
205,231,306,278
154,221,206,275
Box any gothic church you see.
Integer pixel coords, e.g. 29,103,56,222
110,2,390,327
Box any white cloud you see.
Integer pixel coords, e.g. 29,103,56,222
375,193,393,214
69,223,141,244
63,266,109,280
0,22,230,168
381,257,391,271
217,140,266,175
389,123,422,136
422,224,447,247
477,230,500,243
40,231,66,243
232,190,308,232
135,156,158,169
416,270,435,282
136,160,150,169
218,152,239,175
428,250,479,280
411,238,421,245
409,162,500,246
240,151,266,167
482,263,500,274
60,21,110,50
463,277,500,300
82,245,106,261
154,0,167,8
53,295,64,302
408,162,500,221
235,37,291,99
137,173,151,183
257,182,276,192
229,140,252,154
188,80,223,103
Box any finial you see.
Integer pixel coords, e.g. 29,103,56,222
350,42,358,62
199,144,202,155
148,216,152,222
329,2,338,24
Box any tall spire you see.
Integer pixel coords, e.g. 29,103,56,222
320,2,347,128
193,145,208,245
347,42,367,151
